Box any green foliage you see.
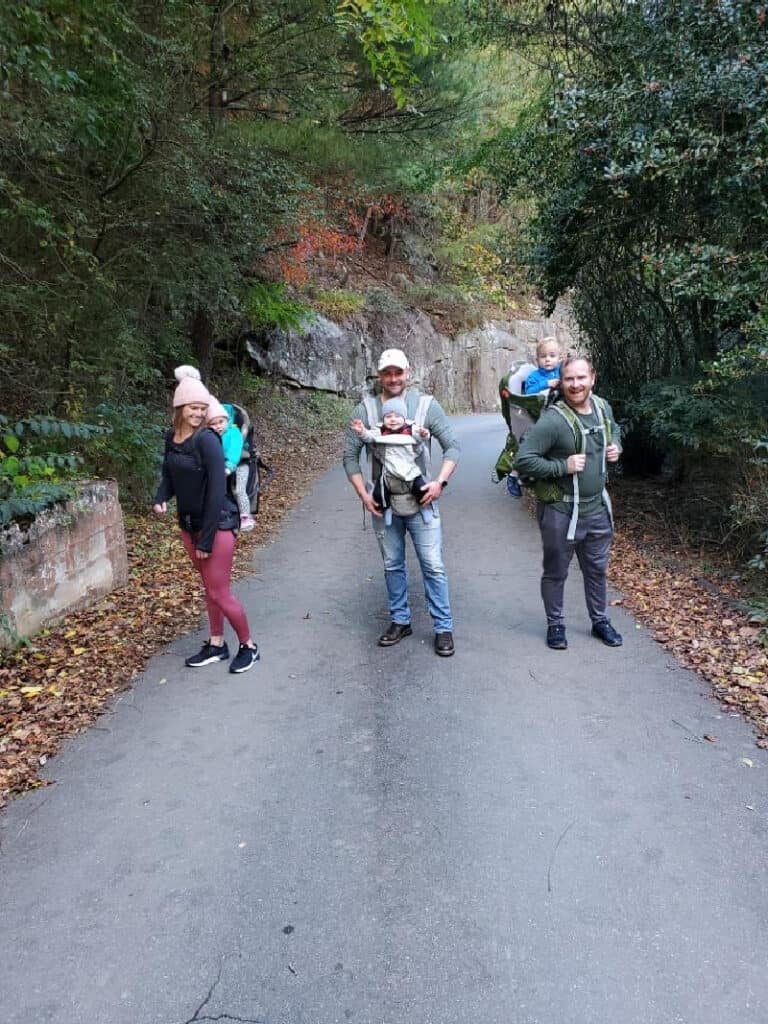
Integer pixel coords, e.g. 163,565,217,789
81,403,167,509
0,414,108,526
295,390,355,430
311,289,366,320
336,0,445,105
468,0,768,565
246,283,311,332
626,381,760,463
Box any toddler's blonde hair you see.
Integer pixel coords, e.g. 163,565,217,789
535,336,562,358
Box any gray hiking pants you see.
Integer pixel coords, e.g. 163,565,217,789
536,502,613,627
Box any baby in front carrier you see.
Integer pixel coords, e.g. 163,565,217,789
206,398,255,532
351,397,431,525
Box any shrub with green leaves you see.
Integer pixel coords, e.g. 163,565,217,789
245,283,312,332
81,403,168,510
0,415,108,526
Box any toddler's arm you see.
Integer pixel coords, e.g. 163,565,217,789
351,418,377,443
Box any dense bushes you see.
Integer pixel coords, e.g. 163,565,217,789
473,0,768,568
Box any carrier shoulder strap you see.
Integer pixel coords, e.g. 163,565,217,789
413,394,433,431
550,398,613,541
362,395,379,429
410,393,433,480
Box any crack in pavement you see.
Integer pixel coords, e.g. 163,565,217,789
179,961,264,1024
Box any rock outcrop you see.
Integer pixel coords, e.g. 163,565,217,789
246,305,576,411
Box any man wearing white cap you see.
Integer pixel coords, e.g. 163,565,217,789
343,348,460,656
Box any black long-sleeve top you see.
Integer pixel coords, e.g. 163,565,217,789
154,428,228,552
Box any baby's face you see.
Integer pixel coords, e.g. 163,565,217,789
383,412,406,430
208,416,228,435
537,343,561,371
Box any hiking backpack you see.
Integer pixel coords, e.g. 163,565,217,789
228,402,273,514
525,395,615,541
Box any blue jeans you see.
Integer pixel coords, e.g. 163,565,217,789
373,510,453,633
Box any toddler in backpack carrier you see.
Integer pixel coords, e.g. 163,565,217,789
206,400,257,532
351,397,432,526
496,342,563,496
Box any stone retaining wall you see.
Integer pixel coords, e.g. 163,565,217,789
0,481,128,647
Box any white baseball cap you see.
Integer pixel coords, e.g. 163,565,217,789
377,348,409,371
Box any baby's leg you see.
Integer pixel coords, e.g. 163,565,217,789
410,474,428,499
234,463,251,517
372,478,385,509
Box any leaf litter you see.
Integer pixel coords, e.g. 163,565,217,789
608,479,768,749
0,424,343,808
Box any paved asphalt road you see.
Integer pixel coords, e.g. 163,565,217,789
2,413,768,1024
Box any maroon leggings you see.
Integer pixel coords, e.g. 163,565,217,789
181,529,251,643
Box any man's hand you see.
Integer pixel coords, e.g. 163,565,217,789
361,491,383,517
418,426,430,439
350,418,365,436
606,444,620,463
152,502,167,515
566,453,586,474
547,378,560,389
419,480,443,504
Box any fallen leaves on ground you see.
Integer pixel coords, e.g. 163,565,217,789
609,479,768,746
0,425,342,809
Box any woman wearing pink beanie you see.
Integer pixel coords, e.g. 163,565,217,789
152,367,259,674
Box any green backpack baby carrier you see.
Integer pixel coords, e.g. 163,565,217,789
494,362,552,481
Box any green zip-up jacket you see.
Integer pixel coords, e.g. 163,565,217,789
514,398,621,518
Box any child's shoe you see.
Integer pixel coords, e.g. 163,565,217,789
240,514,255,532
506,474,523,498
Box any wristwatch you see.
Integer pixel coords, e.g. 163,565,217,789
439,479,448,489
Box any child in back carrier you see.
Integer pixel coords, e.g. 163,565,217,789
206,399,255,532
504,337,563,497
351,397,431,525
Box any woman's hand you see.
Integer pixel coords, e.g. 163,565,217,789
152,502,167,515
196,549,211,560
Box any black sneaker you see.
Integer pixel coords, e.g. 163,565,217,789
546,625,568,650
229,643,260,674
185,640,230,668
591,620,623,647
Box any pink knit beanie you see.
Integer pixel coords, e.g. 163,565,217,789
205,397,229,423
172,365,210,408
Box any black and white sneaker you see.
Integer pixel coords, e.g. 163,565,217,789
185,640,230,668
229,643,260,674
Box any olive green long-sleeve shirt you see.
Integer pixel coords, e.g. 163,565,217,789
514,398,620,517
